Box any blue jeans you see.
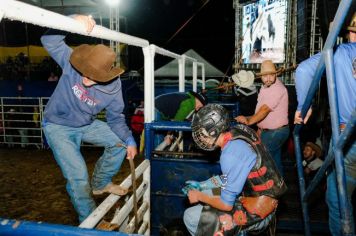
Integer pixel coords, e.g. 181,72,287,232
183,190,271,236
184,190,218,235
183,203,205,235
260,126,289,176
43,119,127,222
326,139,356,236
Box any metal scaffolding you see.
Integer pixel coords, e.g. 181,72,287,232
309,0,323,56
109,6,120,66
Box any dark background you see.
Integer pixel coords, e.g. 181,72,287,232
0,0,355,72
0,0,236,74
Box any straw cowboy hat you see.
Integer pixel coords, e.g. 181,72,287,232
347,12,356,32
232,70,255,88
256,60,283,77
305,142,322,158
70,44,124,83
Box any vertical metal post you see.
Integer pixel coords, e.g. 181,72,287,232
285,0,291,69
233,0,240,71
324,49,353,235
143,45,155,124
293,1,353,235
178,56,186,92
149,45,156,122
291,0,297,84
309,0,317,56
293,133,311,236
109,6,120,65
193,61,197,92
144,124,153,161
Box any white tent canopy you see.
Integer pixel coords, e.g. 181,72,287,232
154,49,224,77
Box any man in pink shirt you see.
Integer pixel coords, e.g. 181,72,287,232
235,60,289,175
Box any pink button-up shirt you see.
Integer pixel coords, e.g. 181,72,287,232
256,78,289,129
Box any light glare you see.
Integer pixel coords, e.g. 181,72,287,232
105,0,120,6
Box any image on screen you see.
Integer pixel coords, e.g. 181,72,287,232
241,0,288,64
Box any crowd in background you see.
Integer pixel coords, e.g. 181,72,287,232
0,54,61,81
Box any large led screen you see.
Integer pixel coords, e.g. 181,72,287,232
241,0,288,63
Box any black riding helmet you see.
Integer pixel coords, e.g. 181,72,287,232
191,104,230,151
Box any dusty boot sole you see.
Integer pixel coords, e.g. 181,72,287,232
93,184,128,196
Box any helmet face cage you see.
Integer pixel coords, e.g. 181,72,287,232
192,126,217,151
191,104,230,151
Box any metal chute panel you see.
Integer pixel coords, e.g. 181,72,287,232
150,157,221,235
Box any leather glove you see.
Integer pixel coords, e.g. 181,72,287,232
182,175,222,195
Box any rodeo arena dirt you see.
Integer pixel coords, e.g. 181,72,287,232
0,147,143,226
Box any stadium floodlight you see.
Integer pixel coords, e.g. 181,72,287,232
105,0,120,7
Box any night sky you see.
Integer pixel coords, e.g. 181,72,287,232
122,0,235,74
0,0,235,74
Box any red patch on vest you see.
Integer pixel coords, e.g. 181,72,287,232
252,179,274,191
248,166,267,179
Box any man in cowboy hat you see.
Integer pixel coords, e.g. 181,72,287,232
302,141,326,207
294,12,356,235
302,142,323,177
41,14,137,223
235,60,289,176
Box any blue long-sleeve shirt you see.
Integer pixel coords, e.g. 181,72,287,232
41,34,136,146
220,139,257,206
295,43,356,124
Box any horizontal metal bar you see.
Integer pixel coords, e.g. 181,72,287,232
146,122,191,131
0,218,130,236
151,45,181,59
152,150,205,156
1,0,149,48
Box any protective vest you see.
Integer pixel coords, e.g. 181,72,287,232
230,124,287,198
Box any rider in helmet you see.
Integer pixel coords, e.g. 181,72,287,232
183,104,287,235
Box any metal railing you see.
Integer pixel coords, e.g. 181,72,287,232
0,97,124,148
0,97,48,148
293,1,355,235
80,159,151,235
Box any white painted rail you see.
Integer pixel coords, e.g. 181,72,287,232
79,160,150,231
0,0,149,48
